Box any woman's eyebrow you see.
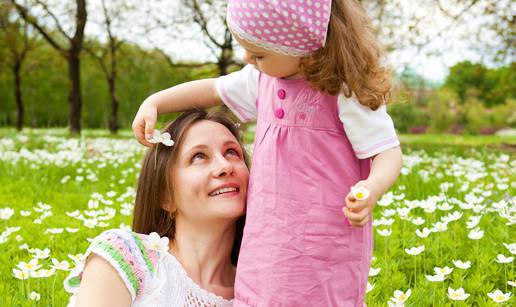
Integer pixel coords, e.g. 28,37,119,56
223,140,240,147
182,144,208,159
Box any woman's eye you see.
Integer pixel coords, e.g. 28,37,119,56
253,55,264,60
226,148,240,157
191,153,205,162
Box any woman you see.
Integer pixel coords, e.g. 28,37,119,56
64,110,250,306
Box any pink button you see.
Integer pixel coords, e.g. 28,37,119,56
277,89,286,100
275,108,285,119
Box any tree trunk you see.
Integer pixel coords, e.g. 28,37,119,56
108,76,118,134
68,53,82,134
13,61,24,131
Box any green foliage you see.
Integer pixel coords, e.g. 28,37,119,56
445,61,515,107
0,36,214,129
426,88,458,133
490,99,516,128
388,96,429,133
462,97,491,134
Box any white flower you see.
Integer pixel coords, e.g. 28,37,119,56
51,258,70,271
438,203,454,211
0,207,14,220
425,274,446,282
377,228,392,237
366,282,375,293
390,289,411,304
416,227,431,238
434,266,453,275
447,287,470,300
369,267,381,276
507,280,516,287
495,254,514,264
351,186,370,201
29,291,40,301
148,130,174,146
405,245,425,255
432,221,448,232
119,223,131,231
503,242,516,255
68,253,85,264
20,210,32,217
410,217,425,226
452,260,471,269
17,259,41,272
30,248,50,259
12,268,30,280
468,228,484,240
32,268,56,278
487,289,511,303
143,232,169,252
466,215,481,229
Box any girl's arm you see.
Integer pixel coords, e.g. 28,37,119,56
75,255,132,307
343,146,403,227
132,78,222,147
367,146,403,197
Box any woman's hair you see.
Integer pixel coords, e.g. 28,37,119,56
132,109,249,265
299,0,392,110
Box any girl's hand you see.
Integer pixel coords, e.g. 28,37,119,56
342,180,379,227
132,100,158,147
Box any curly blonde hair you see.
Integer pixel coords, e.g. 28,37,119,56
299,0,392,110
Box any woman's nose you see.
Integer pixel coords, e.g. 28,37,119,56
213,156,234,177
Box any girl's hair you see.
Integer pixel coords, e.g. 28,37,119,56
132,109,249,265
299,0,392,110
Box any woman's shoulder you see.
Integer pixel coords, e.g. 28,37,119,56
64,229,161,302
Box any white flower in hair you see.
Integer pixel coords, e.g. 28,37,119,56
144,232,170,253
351,186,370,201
148,130,174,146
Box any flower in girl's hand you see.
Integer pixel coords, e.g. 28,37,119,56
351,186,370,201
144,232,170,253
148,130,174,146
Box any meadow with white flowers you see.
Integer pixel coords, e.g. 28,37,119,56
0,129,514,306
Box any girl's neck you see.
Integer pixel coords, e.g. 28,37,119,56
169,220,236,288
281,71,304,80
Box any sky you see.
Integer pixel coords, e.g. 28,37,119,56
81,0,512,83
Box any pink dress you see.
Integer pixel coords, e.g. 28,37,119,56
217,65,399,306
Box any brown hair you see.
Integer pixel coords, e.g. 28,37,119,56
299,0,392,110
132,109,249,265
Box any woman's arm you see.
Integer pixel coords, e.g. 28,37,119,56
343,146,403,227
132,78,222,147
75,255,132,307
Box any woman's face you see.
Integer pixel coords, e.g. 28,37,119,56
172,120,249,223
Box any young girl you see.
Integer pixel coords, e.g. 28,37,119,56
133,0,402,305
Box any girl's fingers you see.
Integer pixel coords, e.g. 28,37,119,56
144,116,156,141
342,206,370,223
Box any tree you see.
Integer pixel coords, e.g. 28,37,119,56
445,61,515,107
0,1,38,130
84,0,131,134
142,0,238,76
10,0,87,134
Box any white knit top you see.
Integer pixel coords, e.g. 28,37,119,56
64,229,233,307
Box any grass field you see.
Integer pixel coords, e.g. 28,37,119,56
0,128,514,306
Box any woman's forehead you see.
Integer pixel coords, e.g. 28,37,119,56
180,120,239,151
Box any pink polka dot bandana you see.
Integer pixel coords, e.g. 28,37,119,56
227,0,332,56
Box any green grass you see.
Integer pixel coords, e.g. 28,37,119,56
0,129,514,306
